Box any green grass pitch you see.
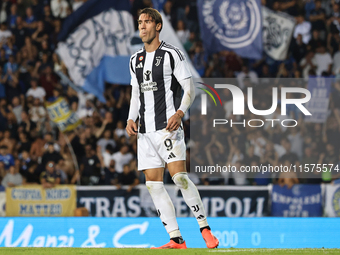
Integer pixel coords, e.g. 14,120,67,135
0,248,339,254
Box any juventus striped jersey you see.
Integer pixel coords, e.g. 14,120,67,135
129,41,192,133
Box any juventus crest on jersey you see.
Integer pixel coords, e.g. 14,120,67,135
129,41,192,133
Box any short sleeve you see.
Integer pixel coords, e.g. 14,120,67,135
129,55,139,87
172,49,192,82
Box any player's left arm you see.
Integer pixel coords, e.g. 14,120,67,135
166,78,195,131
166,49,195,131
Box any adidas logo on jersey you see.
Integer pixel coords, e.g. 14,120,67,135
136,62,143,68
168,152,176,159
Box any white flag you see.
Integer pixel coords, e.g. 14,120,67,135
262,6,296,61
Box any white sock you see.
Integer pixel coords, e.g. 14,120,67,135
172,173,209,228
145,181,181,236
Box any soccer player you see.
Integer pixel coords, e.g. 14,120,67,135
126,8,219,249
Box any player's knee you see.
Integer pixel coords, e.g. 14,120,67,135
172,172,191,190
146,181,164,192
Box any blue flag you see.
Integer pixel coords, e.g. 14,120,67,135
271,185,322,217
152,0,167,11
57,0,134,102
197,0,263,59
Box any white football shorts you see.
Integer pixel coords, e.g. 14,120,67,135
137,128,186,171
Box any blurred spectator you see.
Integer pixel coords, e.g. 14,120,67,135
79,144,101,185
112,145,133,174
13,17,28,50
292,34,307,64
279,138,299,165
1,165,23,188
0,23,12,44
117,164,139,192
0,130,15,154
8,4,18,30
104,159,119,186
78,99,95,119
29,130,45,161
176,20,190,45
29,97,46,123
11,97,23,123
312,45,333,75
43,132,60,152
300,51,315,80
244,145,260,166
326,3,340,36
192,41,206,77
300,147,322,184
23,7,37,35
224,51,243,73
42,5,54,34
163,1,176,28
183,31,195,53
19,110,36,134
287,127,303,159
26,77,46,102
294,14,312,44
185,0,199,32
278,0,298,16
41,142,62,166
205,53,224,78
51,0,69,19
0,2,7,24
114,120,129,141
19,150,40,184
278,160,299,188
0,145,15,170
308,30,324,52
16,131,31,154
309,0,326,32
39,66,58,99
4,54,18,75
237,66,259,89
40,160,61,188
97,129,116,155
21,36,37,60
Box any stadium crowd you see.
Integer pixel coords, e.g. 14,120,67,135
0,0,339,188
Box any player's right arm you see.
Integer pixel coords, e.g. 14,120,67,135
126,55,139,136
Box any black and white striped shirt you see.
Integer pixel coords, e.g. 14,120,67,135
129,41,191,133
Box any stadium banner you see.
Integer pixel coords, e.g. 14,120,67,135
271,184,322,217
5,185,76,217
324,184,340,217
0,217,339,248
262,6,296,60
57,0,134,102
197,0,263,59
304,76,332,123
0,190,5,217
77,185,269,217
45,97,82,132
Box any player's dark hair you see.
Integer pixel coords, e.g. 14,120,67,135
139,8,163,32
